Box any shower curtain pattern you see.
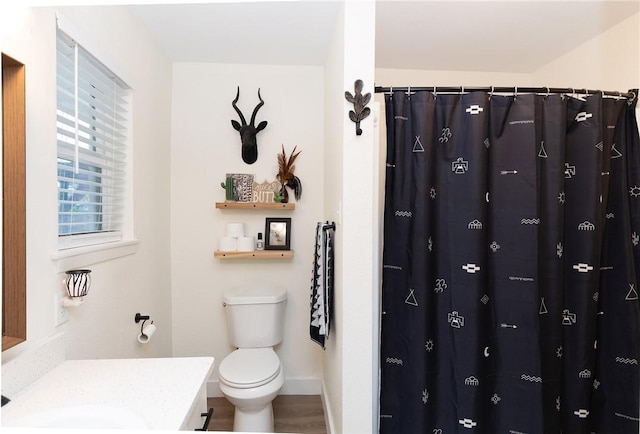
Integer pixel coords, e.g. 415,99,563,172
379,90,640,434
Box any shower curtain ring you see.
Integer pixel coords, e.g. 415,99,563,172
489,86,494,100
433,86,437,99
545,87,550,98
514,86,518,100
407,86,411,98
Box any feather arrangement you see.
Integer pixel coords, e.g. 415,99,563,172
277,145,302,203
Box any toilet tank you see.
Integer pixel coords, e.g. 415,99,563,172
223,286,287,348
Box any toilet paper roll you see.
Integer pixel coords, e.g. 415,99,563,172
138,323,156,344
237,236,255,252
219,237,237,252
226,222,245,238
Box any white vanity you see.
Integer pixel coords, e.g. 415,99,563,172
2,356,215,430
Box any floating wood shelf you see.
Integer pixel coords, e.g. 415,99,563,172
215,202,295,210
214,250,294,259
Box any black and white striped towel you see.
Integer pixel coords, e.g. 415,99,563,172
310,222,334,349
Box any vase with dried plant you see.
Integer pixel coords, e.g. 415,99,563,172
276,145,302,203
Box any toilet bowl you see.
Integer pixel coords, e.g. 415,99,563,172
219,286,287,432
219,348,284,432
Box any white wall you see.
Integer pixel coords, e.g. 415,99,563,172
321,2,379,432
374,69,533,89
532,12,639,93
1,6,173,365
169,63,325,395
337,2,377,433
374,11,640,132
322,4,345,432
533,11,640,126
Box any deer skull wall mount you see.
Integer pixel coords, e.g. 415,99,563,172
231,86,268,164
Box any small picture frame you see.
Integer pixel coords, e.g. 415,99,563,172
265,218,291,250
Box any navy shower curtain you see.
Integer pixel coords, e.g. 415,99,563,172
379,90,640,434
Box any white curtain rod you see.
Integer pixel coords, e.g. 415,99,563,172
374,86,637,100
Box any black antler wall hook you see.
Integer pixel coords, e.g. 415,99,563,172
345,79,371,136
231,86,268,164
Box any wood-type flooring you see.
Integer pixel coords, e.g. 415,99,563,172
207,395,327,433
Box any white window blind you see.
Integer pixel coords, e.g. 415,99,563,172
56,29,130,249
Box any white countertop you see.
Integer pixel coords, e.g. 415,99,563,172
1,356,215,431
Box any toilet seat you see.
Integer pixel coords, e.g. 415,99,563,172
219,348,281,389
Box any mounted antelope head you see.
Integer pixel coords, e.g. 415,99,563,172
231,86,268,164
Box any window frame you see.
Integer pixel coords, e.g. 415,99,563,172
56,25,132,252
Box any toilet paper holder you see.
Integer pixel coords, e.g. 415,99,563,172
135,313,153,336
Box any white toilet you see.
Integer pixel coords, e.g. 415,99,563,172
219,286,287,432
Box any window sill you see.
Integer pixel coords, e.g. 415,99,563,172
51,239,139,271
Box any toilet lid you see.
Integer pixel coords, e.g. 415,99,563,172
219,348,281,389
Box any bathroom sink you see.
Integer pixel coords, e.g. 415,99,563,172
5,404,149,429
